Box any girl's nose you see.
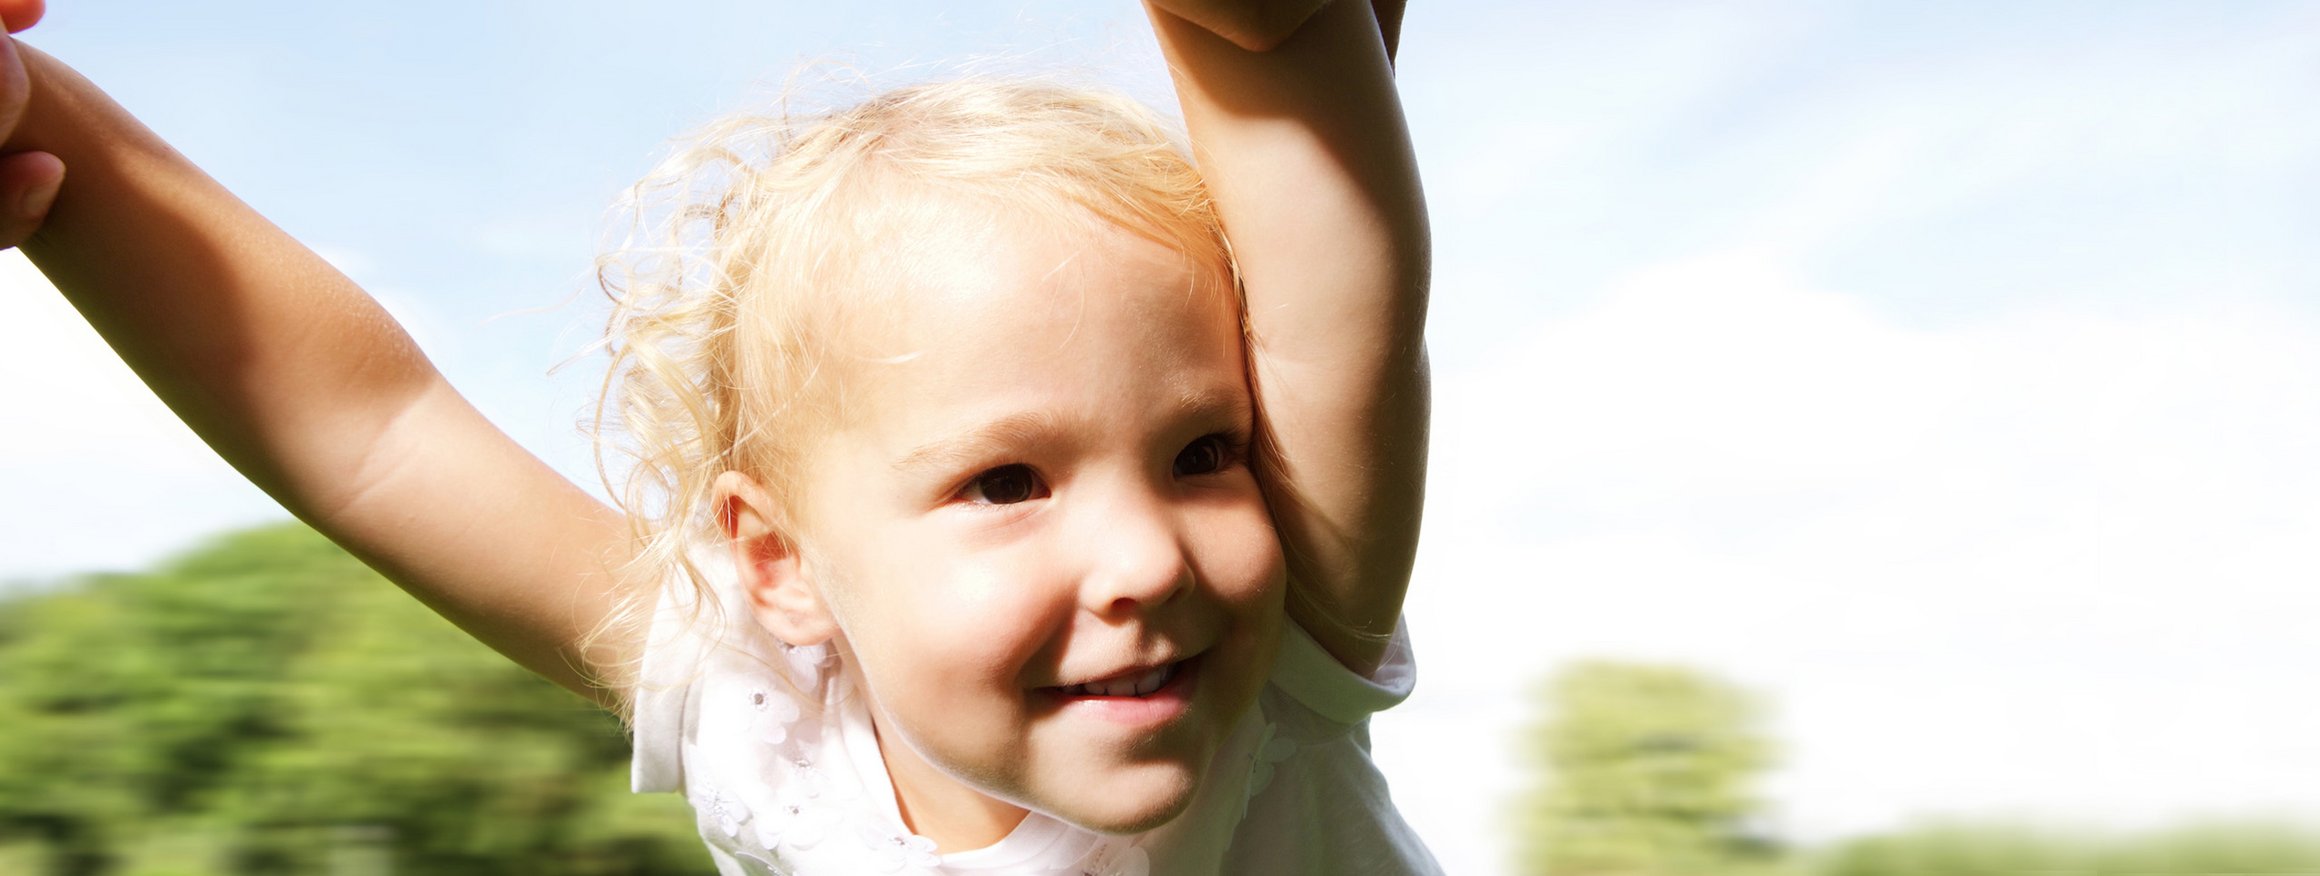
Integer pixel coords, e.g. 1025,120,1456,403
1079,489,1194,618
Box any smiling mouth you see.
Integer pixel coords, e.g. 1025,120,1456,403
1048,656,1197,699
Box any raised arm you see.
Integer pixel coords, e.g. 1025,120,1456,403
1145,0,1430,673
8,43,634,704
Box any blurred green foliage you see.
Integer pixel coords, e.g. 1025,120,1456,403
0,523,702,875
1811,819,2320,876
1512,661,2320,876
1513,660,1782,876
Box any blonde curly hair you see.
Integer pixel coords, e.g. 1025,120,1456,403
589,76,1238,690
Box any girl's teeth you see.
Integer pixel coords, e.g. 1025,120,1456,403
1069,664,1173,697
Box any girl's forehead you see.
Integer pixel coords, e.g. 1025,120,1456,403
818,227,1246,433
839,215,1232,359
745,201,1242,457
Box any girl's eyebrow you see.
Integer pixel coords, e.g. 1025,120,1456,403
890,385,1249,473
893,410,1065,473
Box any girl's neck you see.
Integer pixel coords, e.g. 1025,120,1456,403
871,714,1031,852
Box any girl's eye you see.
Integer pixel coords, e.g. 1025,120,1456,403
1173,435,1234,478
961,464,1045,506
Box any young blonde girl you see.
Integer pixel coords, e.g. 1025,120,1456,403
4,0,1433,872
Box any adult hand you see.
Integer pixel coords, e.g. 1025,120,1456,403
0,0,65,249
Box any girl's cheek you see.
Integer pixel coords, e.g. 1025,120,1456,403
911,553,1050,645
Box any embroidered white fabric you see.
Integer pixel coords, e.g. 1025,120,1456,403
630,557,1442,875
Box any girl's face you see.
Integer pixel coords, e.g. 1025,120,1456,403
781,215,1285,841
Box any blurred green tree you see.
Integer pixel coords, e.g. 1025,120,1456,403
1809,822,2086,876
0,523,702,875
1513,661,1780,876
1809,819,2320,876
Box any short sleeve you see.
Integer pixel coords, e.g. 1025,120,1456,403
1268,617,1415,726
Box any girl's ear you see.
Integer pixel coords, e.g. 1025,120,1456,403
714,470,839,647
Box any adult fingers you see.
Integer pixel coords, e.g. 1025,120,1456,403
0,0,47,34
0,149,63,248
0,33,25,139
0,6,61,248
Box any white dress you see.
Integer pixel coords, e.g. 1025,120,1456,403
630,561,1442,875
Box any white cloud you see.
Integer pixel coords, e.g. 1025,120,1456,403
1376,247,2320,867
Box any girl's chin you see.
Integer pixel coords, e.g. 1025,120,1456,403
1047,770,1201,835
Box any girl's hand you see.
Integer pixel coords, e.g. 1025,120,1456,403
0,0,64,248
1146,0,1330,52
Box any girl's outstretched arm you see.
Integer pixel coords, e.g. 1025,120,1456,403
10,44,635,705
1146,0,1430,674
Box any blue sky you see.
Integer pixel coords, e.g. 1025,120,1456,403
5,2,2318,873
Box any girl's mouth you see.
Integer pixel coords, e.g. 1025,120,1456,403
1041,656,1201,727
1057,661,1179,697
